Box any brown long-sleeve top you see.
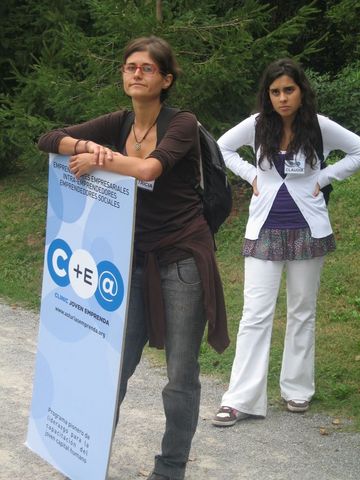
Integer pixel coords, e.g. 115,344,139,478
38,106,230,353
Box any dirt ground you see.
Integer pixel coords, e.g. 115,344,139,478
1,302,359,480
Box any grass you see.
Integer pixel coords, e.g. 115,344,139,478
0,172,47,309
1,170,359,430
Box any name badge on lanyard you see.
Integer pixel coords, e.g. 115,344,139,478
137,179,155,191
284,153,305,175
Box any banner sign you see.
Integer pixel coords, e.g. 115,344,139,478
26,154,136,480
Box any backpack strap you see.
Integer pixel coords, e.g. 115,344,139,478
156,106,180,140
118,110,134,151
254,123,260,157
313,115,333,204
313,115,325,167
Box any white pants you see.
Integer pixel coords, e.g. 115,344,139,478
221,256,324,416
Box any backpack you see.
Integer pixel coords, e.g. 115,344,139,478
254,116,333,205
119,106,232,234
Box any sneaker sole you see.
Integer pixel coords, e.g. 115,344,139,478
212,417,239,427
287,404,309,413
212,413,251,427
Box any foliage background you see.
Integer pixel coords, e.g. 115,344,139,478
0,0,359,426
0,0,359,175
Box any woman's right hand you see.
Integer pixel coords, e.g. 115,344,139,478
252,176,259,196
85,141,114,166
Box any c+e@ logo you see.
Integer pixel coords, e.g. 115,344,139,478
47,238,124,312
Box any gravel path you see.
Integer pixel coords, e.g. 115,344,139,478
1,302,359,480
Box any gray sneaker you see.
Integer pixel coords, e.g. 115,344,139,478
212,406,250,427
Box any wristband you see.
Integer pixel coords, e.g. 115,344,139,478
74,139,82,154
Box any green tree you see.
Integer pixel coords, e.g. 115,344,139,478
308,62,360,133
255,0,360,73
1,0,357,174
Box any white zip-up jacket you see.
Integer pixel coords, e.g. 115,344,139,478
218,114,360,239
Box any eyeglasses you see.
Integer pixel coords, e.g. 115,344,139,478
121,63,159,75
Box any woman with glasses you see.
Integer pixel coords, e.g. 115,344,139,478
38,36,229,480
212,58,360,427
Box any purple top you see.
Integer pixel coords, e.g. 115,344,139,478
263,152,309,230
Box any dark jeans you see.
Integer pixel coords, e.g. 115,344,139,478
117,257,206,480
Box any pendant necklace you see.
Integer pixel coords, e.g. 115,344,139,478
132,119,157,151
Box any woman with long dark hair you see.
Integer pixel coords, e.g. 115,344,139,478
38,35,229,479
212,58,360,427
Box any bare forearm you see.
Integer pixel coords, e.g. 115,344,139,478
105,152,162,180
58,137,88,155
69,151,162,181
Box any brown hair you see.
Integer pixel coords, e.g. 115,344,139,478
123,36,181,102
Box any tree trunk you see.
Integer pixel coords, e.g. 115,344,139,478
156,0,163,23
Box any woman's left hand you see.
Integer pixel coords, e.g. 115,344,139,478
313,182,321,197
69,153,97,179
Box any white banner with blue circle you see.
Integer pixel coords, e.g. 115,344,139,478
26,154,136,480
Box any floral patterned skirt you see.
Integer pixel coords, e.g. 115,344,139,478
243,227,336,261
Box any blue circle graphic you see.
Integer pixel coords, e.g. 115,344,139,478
95,261,124,312
47,239,72,287
30,350,54,419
